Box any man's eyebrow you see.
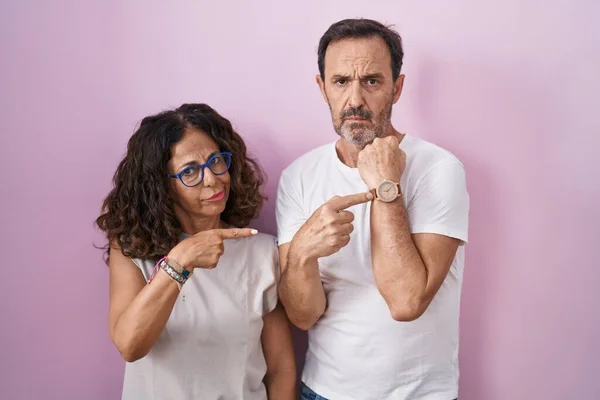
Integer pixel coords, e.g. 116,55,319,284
329,72,386,82
361,72,385,80
330,74,351,82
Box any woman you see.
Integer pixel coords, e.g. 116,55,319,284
96,103,296,399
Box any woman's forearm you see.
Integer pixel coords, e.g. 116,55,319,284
265,368,297,400
261,302,297,399
112,269,180,362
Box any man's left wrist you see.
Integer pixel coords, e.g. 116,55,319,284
368,175,395,188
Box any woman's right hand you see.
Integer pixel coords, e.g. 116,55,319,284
167,228,257,270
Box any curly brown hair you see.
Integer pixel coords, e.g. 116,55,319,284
95,103,266,262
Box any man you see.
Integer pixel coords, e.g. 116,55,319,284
275,18,469,400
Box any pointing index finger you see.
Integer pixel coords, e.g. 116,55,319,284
329,191,373,211
217,228,258,239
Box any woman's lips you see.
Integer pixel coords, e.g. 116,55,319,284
206,191,225,201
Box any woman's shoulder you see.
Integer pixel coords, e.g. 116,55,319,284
228,231,278,270
230,231,278,261
246,231,278,249
228,232,279,315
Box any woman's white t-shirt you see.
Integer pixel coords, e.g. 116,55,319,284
121,232,279,400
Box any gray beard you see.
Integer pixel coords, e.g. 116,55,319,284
332,100,393,149
338,122,384,149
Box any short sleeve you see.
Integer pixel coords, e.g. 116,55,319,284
254,235,280,316
131,257,154,281
407,160,470,244
275,170,308,245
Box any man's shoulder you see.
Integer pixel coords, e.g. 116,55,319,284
280,141,334,178
403,135,464,174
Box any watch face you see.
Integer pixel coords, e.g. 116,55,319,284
377,180,398,202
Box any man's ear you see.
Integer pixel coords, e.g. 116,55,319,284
316,74,329,104
392,74,405,104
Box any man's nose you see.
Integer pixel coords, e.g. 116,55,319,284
347,81,365,108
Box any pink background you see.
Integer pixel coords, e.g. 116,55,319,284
1,1,598,399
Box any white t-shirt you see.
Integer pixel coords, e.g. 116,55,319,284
276,135,469,400
121,232,279,400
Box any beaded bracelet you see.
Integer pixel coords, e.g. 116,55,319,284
159,259,188,285
166,257,192,279
148,256,188,290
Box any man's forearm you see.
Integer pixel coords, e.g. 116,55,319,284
279,244,326,330
370,198,428,320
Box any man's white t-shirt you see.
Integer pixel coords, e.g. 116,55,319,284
121,233,279,400
276,135,469,400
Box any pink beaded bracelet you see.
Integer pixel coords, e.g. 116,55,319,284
148,256,166,283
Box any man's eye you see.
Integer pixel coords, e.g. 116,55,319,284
336,79,348,85
367,79,378,85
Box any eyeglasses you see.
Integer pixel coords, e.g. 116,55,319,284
167,152,232,187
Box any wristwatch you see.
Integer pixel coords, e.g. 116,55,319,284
371,179,402,202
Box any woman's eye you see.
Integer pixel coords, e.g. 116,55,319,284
210,155,222,165
182,166,198,176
